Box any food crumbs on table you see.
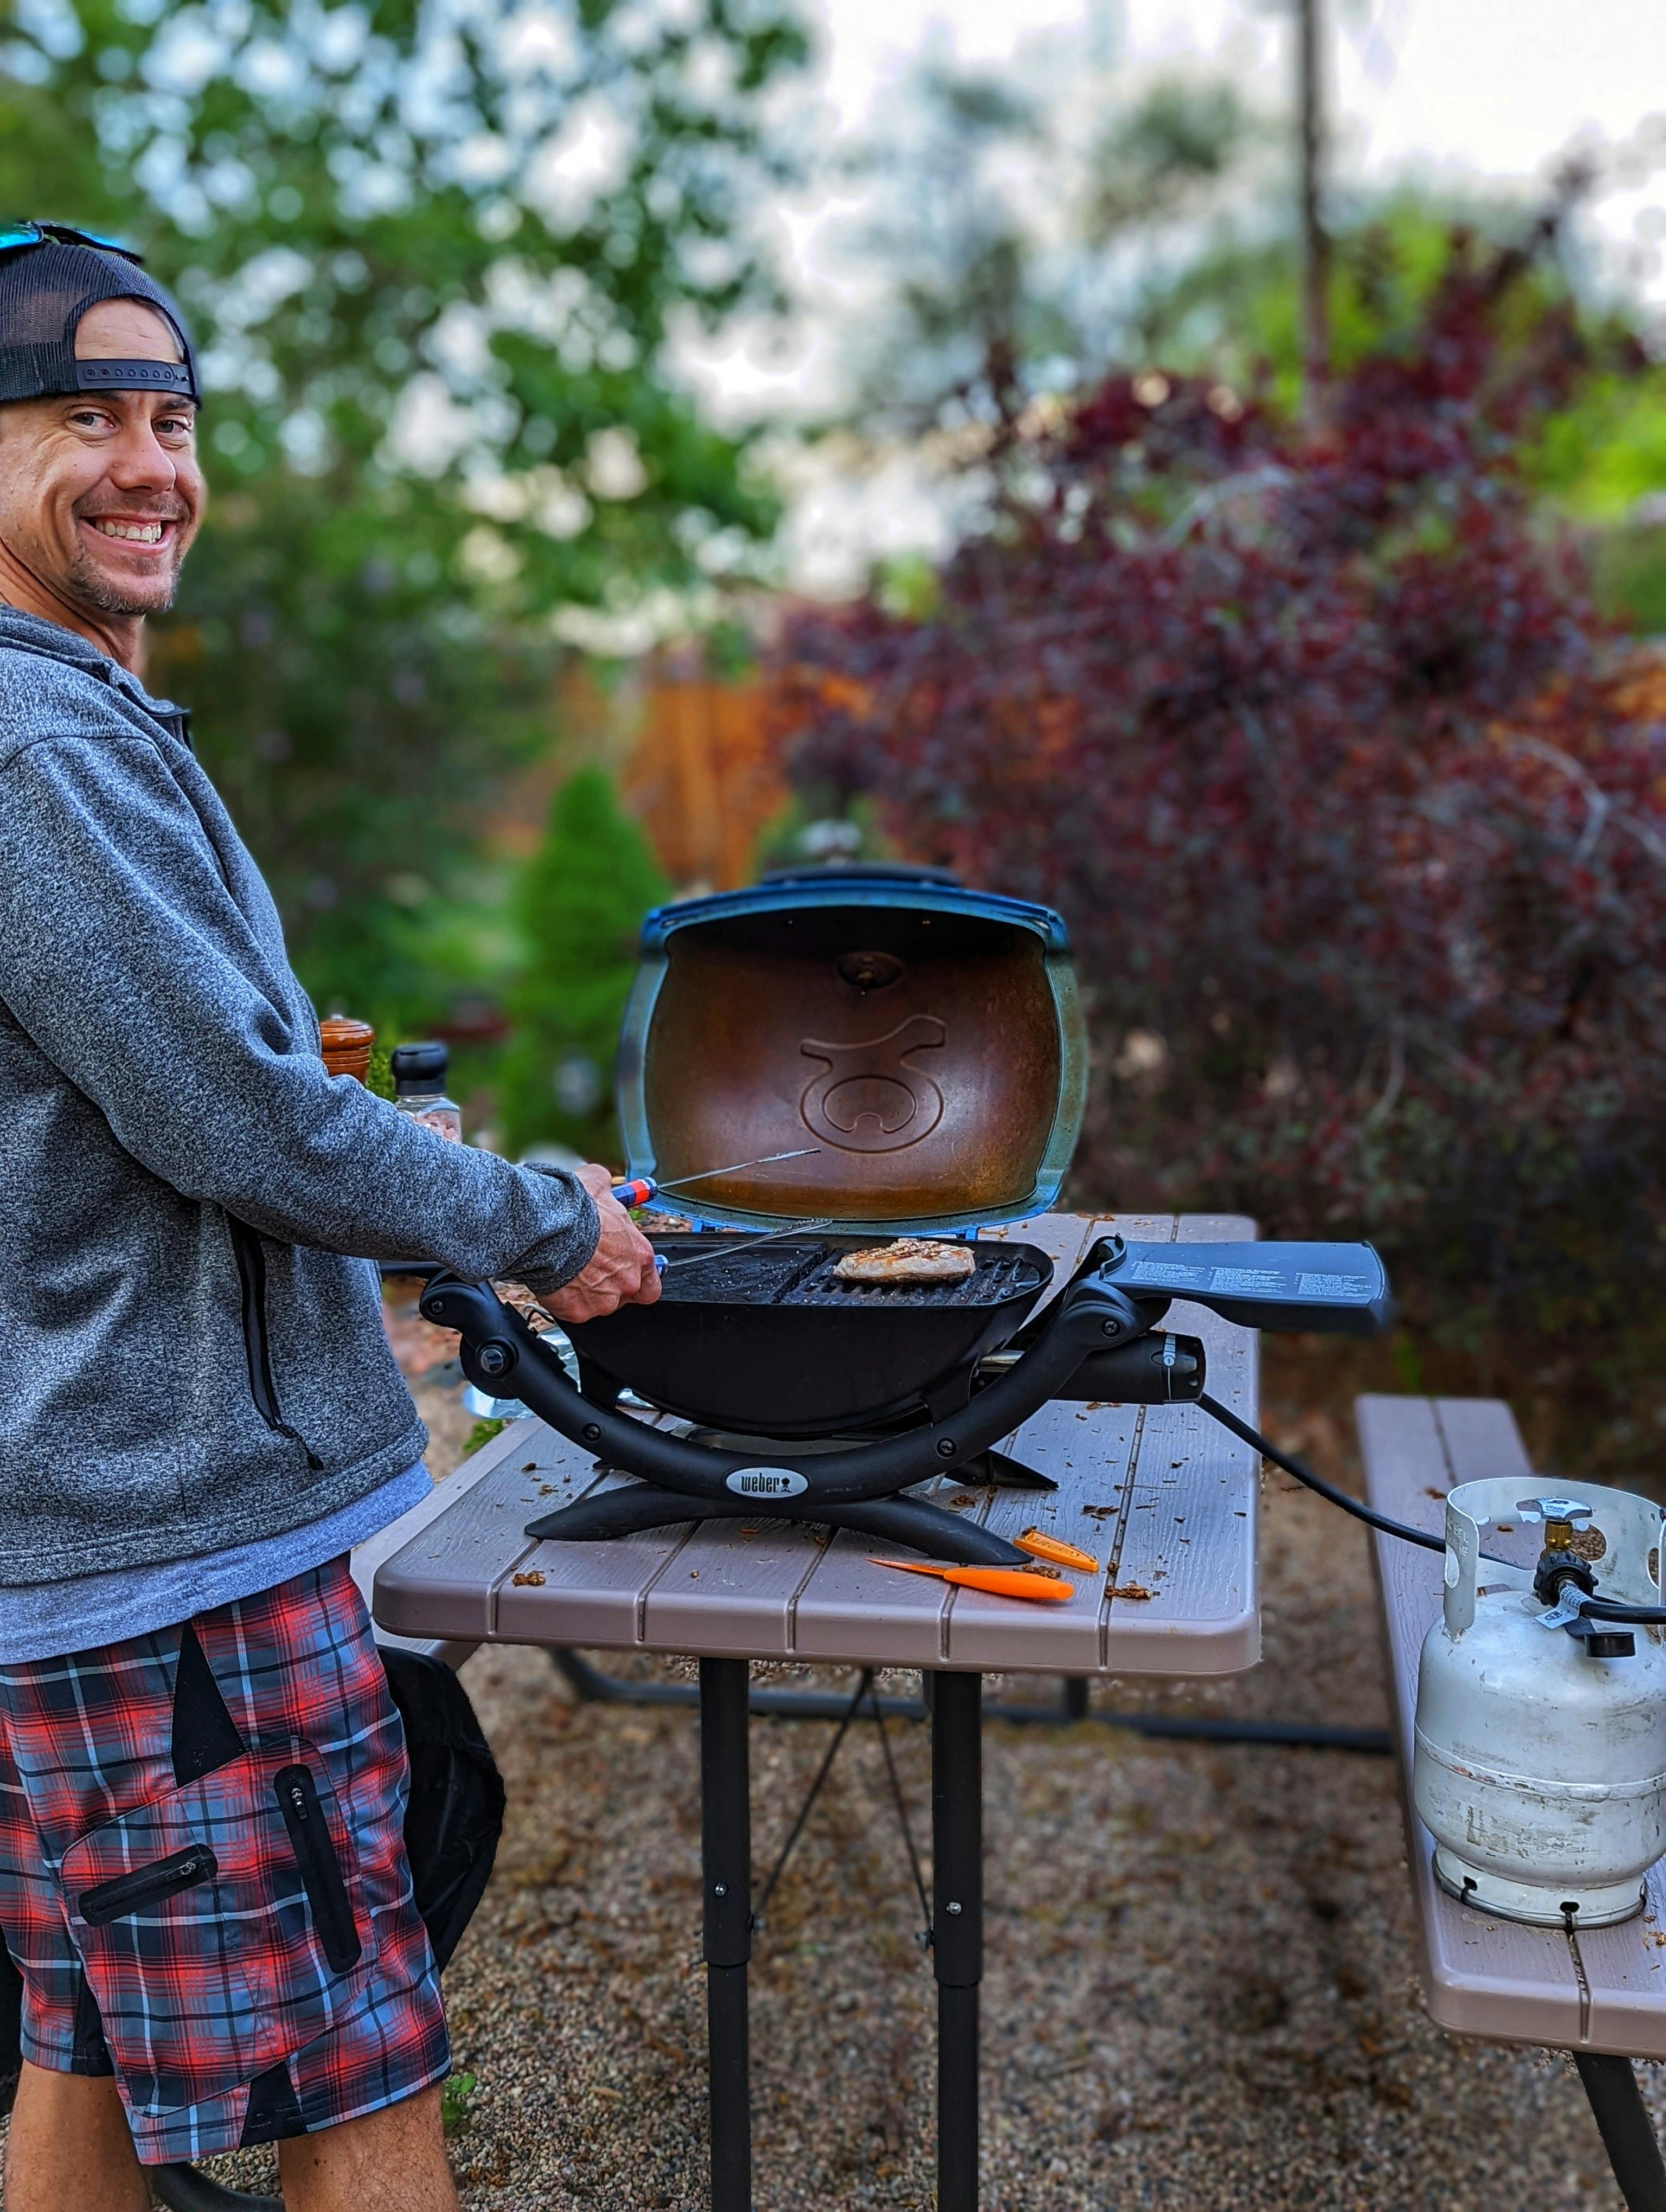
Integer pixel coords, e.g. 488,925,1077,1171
511,1571,546,1587
689,1569,700,1578
1105,1581,1155,1600
522,1462,539,1472
1081,1502,1117,1520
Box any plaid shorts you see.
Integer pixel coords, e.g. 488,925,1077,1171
0,1555,451,2164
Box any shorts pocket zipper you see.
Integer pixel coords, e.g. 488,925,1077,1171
275,1764,361,1976
227,1218,324,1469
80,1844,219,1927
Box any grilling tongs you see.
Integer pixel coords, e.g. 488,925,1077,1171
421,1236,1389,1570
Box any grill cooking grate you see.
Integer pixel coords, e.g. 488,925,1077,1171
656,1242,1043,1310
657,1244,826,1304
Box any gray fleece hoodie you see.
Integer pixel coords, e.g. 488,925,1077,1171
0,607,599,1585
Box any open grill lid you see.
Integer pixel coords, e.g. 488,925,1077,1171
613,865,1087,1233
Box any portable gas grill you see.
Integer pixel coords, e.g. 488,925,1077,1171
422,866,1392,1567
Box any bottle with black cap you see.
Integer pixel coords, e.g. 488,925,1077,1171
390,1041,462,1142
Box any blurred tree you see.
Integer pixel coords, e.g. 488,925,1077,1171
495,767,667,1162
0,0,805,1015
837,61,1264,451
771,227,1666,1360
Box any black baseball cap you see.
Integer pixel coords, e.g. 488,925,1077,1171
0,222,199,407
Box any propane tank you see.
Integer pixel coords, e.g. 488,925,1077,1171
1413,1477,1666,1928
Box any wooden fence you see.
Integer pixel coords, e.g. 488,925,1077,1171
620,676,789,891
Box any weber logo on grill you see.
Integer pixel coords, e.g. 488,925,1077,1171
727,1467,809,1499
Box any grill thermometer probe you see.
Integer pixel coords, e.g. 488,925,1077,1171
611,1148,821,1207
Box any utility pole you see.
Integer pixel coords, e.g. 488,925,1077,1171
1296,0,1330,417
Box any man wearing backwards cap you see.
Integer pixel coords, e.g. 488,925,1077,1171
0,226,659,2209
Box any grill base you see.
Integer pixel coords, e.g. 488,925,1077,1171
524,1482,1030,1568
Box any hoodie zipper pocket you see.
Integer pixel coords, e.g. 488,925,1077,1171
274,1764,361,1976
227,1218,323,1469
79,1844,219,1927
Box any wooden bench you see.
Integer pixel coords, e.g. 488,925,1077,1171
1359,1393,1666,2212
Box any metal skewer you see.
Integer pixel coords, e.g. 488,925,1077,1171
612,1149,821,1209
661,1217,844,1275
655,1148,821,1191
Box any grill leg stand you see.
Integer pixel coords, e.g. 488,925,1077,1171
932,1670,983,2212
701,1658,752,2212
1575,2054,1666,2212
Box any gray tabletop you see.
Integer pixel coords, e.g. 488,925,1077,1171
371,1212,1261,1677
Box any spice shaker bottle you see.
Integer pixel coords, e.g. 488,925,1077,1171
391,1041,463,1142
318,1015,374,1083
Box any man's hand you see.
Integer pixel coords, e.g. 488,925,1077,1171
537,1162,662,1326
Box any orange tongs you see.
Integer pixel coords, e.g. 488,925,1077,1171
867,1558,1074,1604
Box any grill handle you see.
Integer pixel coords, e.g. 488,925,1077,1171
986,1332,1206,1404
420,1269,1144,1508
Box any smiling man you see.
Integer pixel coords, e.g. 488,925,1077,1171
0,227,659,2210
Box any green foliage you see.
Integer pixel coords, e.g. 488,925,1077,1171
496,768,667,1162
1524,370,1666,521
439,2070,478,2135
1084,79,1258,241
1593,526,1666,633
1135,197,1548,397
0,0,806,1015
459,1420,505,1461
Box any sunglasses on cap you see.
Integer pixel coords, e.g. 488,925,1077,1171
0,221,143,264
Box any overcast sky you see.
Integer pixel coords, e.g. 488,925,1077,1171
813,0,1666,286
816,0,1664,172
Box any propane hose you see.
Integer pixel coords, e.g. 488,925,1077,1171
1200,1396,1666,1620
1199,1393,1445,1554
1574,1596,1666,1626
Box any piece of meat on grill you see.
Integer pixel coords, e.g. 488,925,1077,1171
832,1238,977,1285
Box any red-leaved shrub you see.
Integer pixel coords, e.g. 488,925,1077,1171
770,241,1666,1324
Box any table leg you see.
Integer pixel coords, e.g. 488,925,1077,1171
932,1669,983,2212
1575,2053,1666,2212
700,1657,752,2212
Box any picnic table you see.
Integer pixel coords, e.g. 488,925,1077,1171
372,1211,1262,2212
1361,1392,1666,2212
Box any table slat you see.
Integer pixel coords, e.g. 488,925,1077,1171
370,1419,551,1640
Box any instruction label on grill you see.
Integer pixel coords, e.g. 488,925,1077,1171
727,1467,809,1500
1297,1272,1375,1301
1201,1267,1287,1294
1124,1261,1211,1289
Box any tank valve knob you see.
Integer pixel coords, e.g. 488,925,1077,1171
1517,1495,1594,1535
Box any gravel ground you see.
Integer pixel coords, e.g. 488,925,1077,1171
17,1310,1660,2208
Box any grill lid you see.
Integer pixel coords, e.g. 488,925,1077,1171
614,865,1086,1232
